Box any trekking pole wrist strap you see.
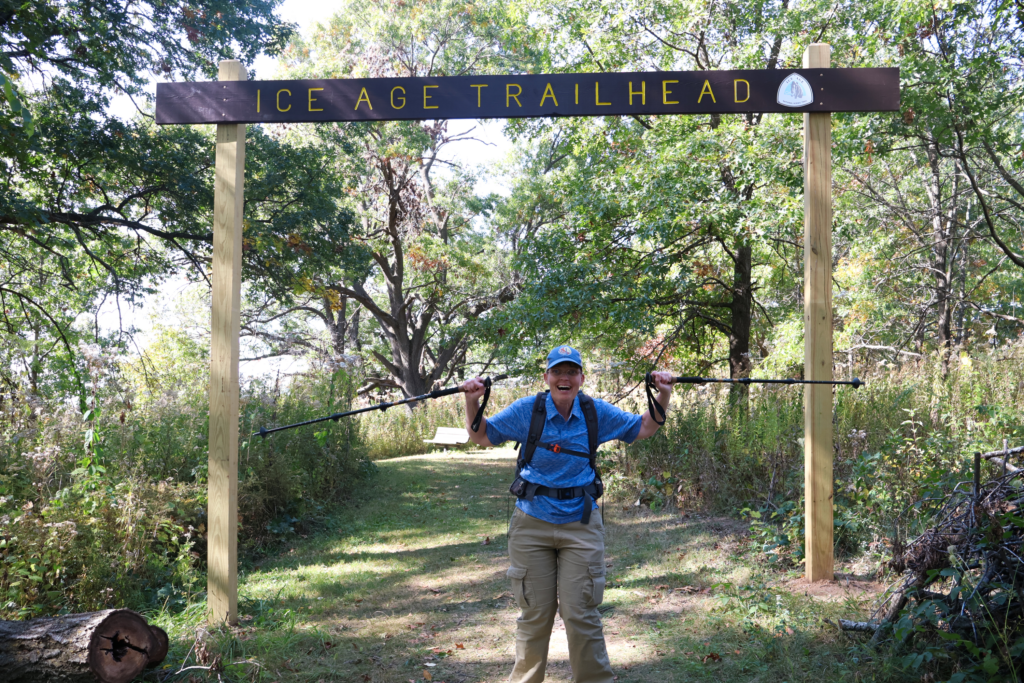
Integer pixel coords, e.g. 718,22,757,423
470,378,492,433
645,372,667,426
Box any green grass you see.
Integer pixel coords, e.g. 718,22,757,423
150,449,913,683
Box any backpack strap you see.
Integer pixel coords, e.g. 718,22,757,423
577,393,599,471
517,392,549,473
577,392,603,523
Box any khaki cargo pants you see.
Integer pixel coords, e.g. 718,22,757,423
506,507,613,683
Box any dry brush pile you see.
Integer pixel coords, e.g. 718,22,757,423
840,444,1024,679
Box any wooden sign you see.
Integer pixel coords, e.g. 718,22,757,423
156,68,899,124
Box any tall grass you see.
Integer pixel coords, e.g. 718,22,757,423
0,344,372,618
619,343,1024,559
358,383,537,459
4,340,1020,619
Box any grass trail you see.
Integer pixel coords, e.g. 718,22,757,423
155,449,891,683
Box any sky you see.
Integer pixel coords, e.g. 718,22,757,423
100,0,514,380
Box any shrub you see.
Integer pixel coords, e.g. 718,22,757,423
236,364,370,549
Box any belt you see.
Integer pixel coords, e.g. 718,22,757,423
522,482,601,524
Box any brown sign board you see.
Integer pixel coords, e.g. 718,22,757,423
156,68,899,125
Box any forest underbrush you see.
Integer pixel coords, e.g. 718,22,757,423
620,344,1023,566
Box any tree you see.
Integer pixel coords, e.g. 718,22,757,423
485,0,849,399
485,0,1024,388
0,1,369,402
256,0,533,398
886,0,1023,274
0,0,290,139
834,0,1024,363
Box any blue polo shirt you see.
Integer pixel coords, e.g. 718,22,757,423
486,393,642,524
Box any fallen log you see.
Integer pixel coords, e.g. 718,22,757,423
836,619,880,632
980,444,1024,475
831,618,880,634
870,585,911,646
0,609,157,683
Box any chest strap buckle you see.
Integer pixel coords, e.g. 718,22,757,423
551,444,561,453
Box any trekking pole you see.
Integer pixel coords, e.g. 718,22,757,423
643,372,863,425
255,374,508,439
665,375,863,388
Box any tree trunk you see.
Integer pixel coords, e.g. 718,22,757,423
348,307,361,352
328,295,348,356
455,346,466,382
728,244,753,406
924,141,955,374
0,609,164,683
954,235,969,345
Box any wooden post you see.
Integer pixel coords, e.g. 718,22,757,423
208,59,246,624
803,43,834,582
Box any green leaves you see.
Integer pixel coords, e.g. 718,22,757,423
240,125,359,301
0,73,33,138
0,1,304,411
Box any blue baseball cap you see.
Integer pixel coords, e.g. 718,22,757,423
546,345,583,371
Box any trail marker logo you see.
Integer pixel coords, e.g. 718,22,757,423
777,74,814,107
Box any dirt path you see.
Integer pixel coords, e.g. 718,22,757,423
171,449,881,683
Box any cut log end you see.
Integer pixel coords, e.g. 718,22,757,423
87,610,156,683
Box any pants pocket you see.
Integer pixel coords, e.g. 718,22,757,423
583,564,606,608
507,566,529,607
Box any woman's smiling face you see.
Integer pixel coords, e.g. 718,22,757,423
543,363,584,402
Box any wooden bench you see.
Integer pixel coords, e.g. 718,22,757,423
423,427,470,453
